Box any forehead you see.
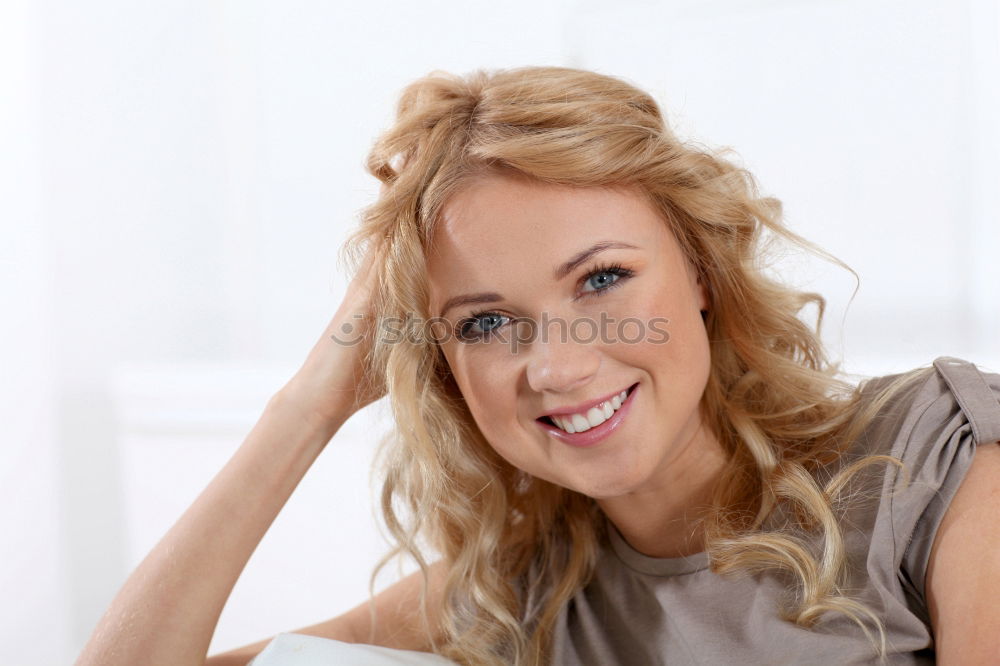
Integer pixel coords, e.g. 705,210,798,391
428,175,670,278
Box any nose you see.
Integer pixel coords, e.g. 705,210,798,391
524,329,602,394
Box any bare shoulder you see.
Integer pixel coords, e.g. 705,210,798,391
925,442,1000,664
205,561,449,665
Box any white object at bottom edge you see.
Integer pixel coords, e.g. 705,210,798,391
247,632,460,666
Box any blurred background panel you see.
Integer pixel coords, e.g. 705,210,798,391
1,0,997,663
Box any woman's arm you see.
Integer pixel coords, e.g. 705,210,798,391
76,249,387,665
75,391,345,666
925,441,1000,664
205,561,449,665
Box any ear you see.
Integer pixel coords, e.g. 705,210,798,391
696,274,711,314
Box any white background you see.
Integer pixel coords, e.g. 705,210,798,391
2,0,998,663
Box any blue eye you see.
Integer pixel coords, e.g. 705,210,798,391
459,312,510,339
583,270,621,293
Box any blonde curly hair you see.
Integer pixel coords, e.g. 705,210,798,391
340,66,929,664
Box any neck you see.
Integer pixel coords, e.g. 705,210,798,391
597,422,729,559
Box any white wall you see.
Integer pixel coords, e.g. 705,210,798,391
0,2,70,664
1,0,997,663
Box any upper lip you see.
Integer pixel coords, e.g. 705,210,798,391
537,383,635,420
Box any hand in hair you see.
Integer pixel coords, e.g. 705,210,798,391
278,244,387,429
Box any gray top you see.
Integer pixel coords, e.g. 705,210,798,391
548,357,1000,665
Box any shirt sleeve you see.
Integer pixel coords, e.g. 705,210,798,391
886,357,1000,606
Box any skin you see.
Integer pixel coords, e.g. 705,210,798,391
427,172,730,558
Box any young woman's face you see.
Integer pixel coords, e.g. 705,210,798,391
427,173,715,500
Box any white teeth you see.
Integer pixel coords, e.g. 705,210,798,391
556,415,575,433
585,407,604,428
547,387,631,434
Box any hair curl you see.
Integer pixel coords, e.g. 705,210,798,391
339,66,929,664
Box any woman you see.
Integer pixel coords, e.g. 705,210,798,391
77,67,1000,665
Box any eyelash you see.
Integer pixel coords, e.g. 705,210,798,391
456,262,636,341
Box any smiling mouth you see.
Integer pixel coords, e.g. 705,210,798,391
535,382,639,434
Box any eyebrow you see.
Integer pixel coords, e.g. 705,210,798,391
437,240,639,318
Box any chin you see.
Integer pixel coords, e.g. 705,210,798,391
564,466,653,500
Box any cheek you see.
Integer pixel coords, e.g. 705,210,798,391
449,352,519,434
464,392,535,474
606,290,710,385
450,380,537,478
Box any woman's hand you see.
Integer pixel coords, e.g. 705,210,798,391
276,245,387,429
